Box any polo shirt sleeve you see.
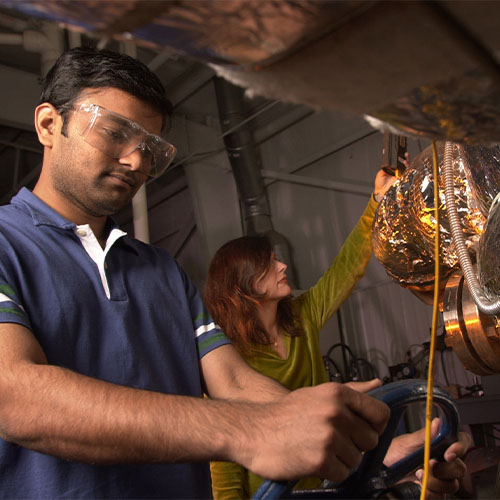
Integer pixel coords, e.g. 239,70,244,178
0,277,31,329
177,263,232,359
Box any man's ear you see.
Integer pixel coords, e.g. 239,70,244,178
35,103,61,147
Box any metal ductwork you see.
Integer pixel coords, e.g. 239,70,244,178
213,77,297,288
7,1,500,144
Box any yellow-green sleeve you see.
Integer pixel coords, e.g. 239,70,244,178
210,460,249,500
296,196,378,333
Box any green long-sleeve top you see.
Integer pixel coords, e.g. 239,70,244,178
210,197,378,500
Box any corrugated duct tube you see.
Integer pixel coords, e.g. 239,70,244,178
443,141,500,315
213,77,298,288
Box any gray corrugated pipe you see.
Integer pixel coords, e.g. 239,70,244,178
213,77,297,288
444,141,500,315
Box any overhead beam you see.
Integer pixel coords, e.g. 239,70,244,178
260,169,373,197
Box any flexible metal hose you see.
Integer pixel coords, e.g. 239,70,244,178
443,141,500,315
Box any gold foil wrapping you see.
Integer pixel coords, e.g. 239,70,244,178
371,69,500,145
478,200,500,299
461,145,500,218
373,142,486,291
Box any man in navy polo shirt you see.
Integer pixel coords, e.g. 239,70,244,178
0,47,468,499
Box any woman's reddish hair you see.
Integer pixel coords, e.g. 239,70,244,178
203,236,301,354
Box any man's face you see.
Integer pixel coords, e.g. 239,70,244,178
49,87,164,218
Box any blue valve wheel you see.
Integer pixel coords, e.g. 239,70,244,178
252,379,459,500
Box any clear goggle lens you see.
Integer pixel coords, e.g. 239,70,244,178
74,103,176,178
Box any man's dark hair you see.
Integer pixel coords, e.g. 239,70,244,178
39,46,173,133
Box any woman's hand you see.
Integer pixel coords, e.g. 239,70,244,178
373,152,409,202
386,418,471,499
373,169,397,202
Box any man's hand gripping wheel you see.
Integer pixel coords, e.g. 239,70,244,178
252,380,459,499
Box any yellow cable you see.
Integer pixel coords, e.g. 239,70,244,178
420,141,441,500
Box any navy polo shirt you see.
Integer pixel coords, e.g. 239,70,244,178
0,188,231,499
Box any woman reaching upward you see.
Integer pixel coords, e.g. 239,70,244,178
204,168,470,500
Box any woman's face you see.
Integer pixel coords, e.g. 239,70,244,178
255,253,291,301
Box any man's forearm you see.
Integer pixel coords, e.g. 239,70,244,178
1,360,392,484
0,361,264,465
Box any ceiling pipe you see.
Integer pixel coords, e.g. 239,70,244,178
0,23,65,77
213,76,298,288
0,21,64,77
0,33,23,45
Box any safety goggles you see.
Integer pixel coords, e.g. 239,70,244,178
73,103,176,178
